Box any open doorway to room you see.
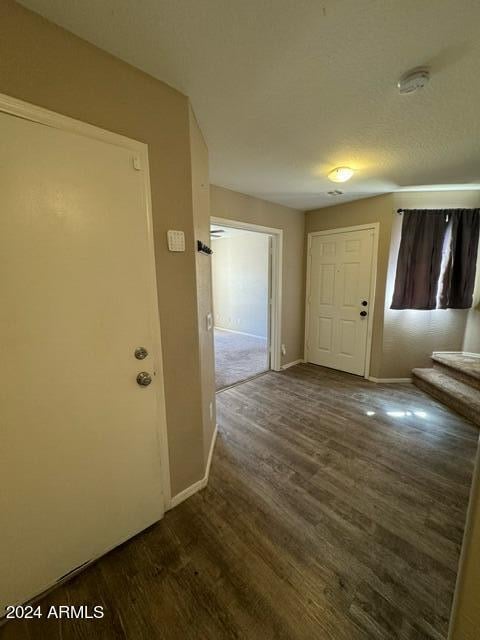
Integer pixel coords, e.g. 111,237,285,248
210,219,282,390
211,224,270,390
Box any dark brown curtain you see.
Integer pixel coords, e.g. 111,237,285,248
391,208,480,310
391,210,448,310
438,209,480,308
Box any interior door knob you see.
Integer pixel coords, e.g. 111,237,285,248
360,310,367,317
136,372,152,386
134,347,148,360
361,300,368,306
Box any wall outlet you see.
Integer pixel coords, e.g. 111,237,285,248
281,344,287,356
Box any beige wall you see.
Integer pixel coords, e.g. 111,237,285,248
464,305,480,353
306,191,480,378
306,194,393,378
211,185,305,365
0,0,205,496
189,108,217,466
380,191,480,377
449,447,480,640
463,246,480,353
212,232,270,338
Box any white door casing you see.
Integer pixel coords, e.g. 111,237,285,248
0,97,169,611
305,226,377,376
266,235,273,370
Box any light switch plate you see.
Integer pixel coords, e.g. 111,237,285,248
206,312,213,331
167,230,185,252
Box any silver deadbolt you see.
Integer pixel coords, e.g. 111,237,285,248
136,372,152,386
135,347,148,360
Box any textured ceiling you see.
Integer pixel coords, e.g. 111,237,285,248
19,0,480,209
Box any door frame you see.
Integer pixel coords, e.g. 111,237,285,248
0,92,172,507
211,216,283,372
448,440,480,639
266,235,273,371
305,223,379,379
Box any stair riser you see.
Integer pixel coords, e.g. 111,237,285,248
432,361,480,391
413,375,480,428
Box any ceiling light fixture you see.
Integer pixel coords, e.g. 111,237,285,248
397,68,430,94
328,167,354,183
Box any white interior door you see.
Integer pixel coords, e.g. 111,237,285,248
0,108,167,611
306,228,374,376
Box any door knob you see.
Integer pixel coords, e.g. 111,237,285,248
136,372,152,386
134,347,148,360
360,310,367,317
361,300,368,306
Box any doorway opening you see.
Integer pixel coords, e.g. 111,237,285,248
210,218,282,391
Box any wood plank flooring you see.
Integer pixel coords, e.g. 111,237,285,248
1,364,478,640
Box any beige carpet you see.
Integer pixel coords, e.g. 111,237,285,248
214,328,269,390
432,352,480,389
413,352,480,427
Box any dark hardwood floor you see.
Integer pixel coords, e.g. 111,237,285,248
2,364,478,640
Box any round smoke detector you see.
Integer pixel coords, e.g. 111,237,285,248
397,68,430,94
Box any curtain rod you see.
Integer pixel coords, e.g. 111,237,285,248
396,208,478,214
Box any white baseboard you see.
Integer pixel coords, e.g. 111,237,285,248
214,326,266,340
204,423,218,480
167,425,218,510
367,376,412,383
281,359,305,370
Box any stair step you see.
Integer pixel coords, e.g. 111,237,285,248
412,368,480,427
431,353,480,391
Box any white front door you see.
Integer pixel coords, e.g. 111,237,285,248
306,228,374,376
0,107,167,611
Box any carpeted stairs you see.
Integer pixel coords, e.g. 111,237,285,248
412,353,480,427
